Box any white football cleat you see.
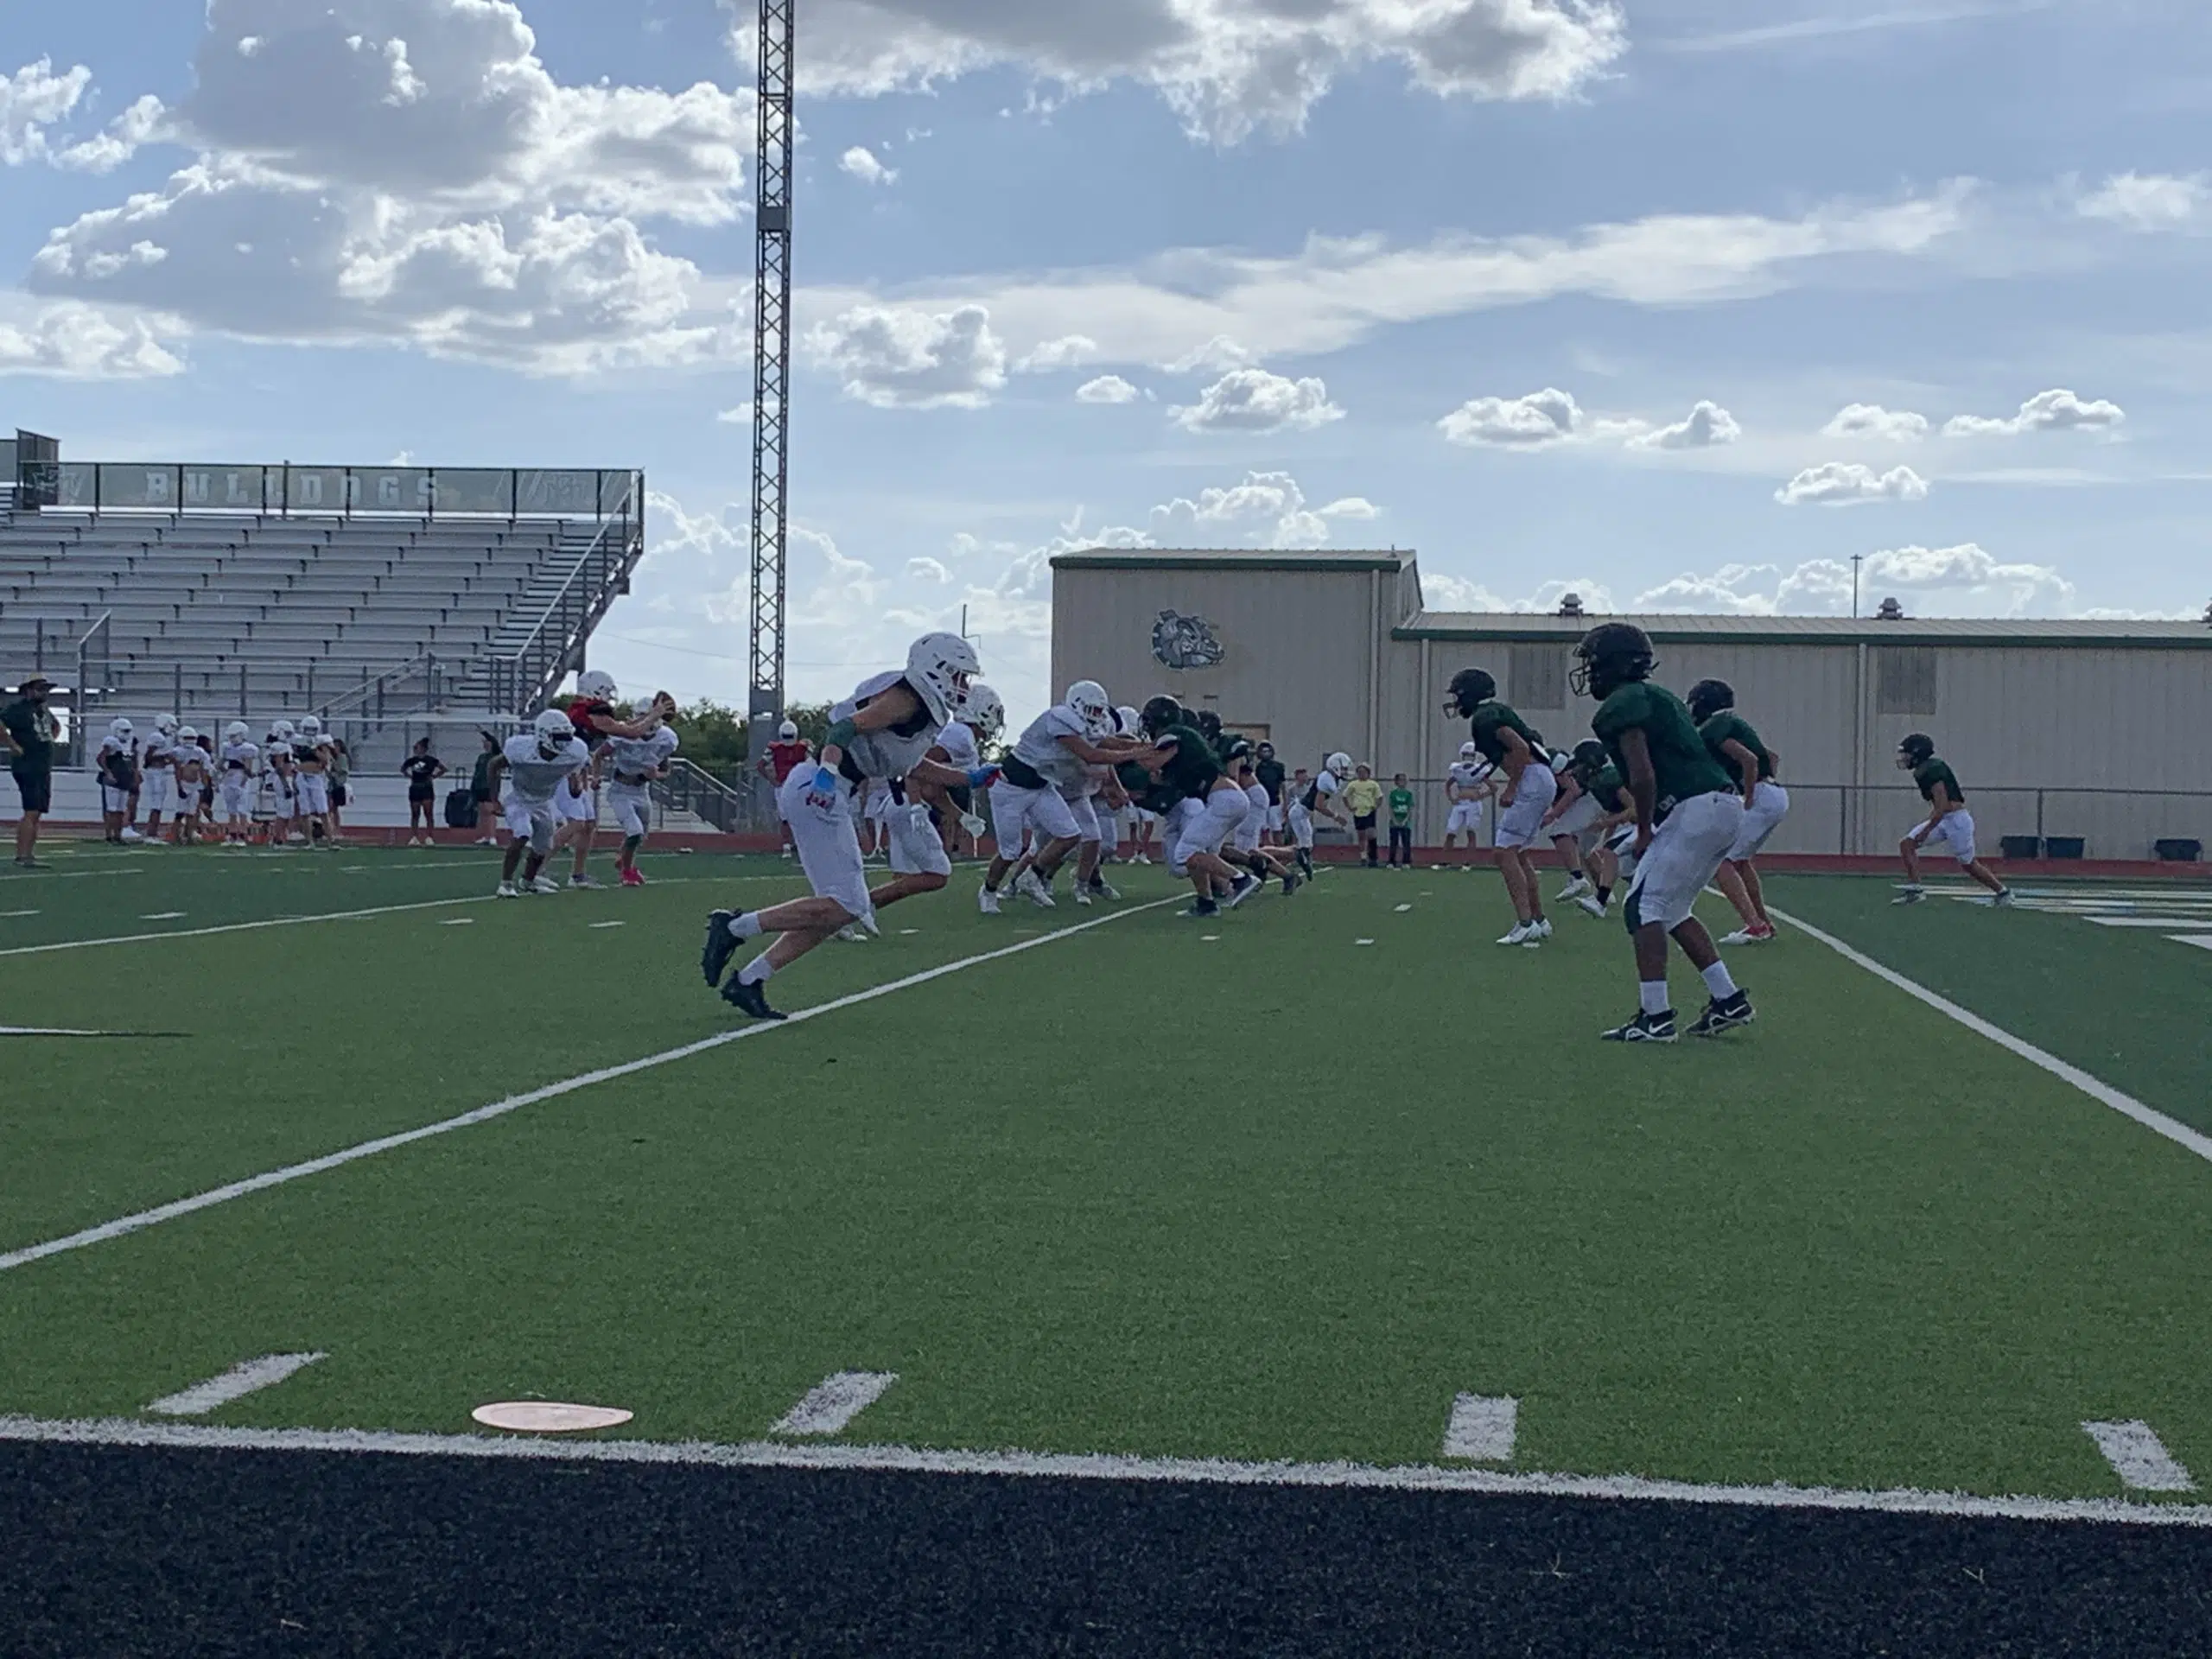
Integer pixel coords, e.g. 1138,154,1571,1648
496,881,519,899
1720,925,1777,945
1556,876,1593,902
528,875,563,895
1575,895,1609,920
977,886,1001,915
1073,887,1093,906
836,925,869,943
1532,918,1554,940
1497,923,1534,946
1016,870,1056,908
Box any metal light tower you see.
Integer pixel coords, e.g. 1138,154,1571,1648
748,0,796,741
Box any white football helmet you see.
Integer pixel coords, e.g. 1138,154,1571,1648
1459,741,1481,762
1116,705,1141,737
533,709,576,751
778,719,799,741
1065,680,1111,737
906,632,982,724
962,683,1006,743
155,713,180,736
576,669,619,702
225,721,250,743
108,716,134,741
1326,751,1352,778
272,719,296,741
177,726,199,743
300,715,323,739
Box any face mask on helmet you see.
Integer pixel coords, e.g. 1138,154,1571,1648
1569,625,1657,700
1445,669,1497,718
1687,680,1735,723
1897,734,1935,771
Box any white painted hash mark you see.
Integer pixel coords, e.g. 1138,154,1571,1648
442,918,475,926
589,921,625,930
1356,938,1376,946
10,1414,2212,1528
146,1353,326,1417
772,1372,899,1437
1768,906,2212,1171
2084,1421,2196,1492
0,899,1180,1275
1443,1394,1517,1462
1395,904,1413,912
140,912,188,921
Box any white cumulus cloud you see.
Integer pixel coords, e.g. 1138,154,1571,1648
839,144,897,185
806,302,1008,409
1438,387,1583,447
1629,546,2075,618
1420,570,1616,614
0,58,92,165
1943,389,2126,437
1822,403,1929,442
1628,399,1740,451
1171,367,1344,433
0,302,184,378
1016,334,1099,372
1775,462,1930,506
1075,373,1140,404
2077,172,2209,232
906,556,950,582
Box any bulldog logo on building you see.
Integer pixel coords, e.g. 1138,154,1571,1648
1151,610,1226,671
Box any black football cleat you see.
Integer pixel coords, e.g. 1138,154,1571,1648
721,976,786,1020
1225,874,1262,909
702,911,740,987
1281,869,1300,896
1688,991,1756,1038
1602,1009,1678,1044
1185,898,1222,919
1296,849,1314,879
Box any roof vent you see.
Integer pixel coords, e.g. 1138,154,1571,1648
1875,596,1906,621
1557,592,1585,618
2203,599,2212,627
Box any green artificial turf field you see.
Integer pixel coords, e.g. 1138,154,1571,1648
3,844,2210,1504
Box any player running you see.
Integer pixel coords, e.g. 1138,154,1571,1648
702,634,995,1020
1443,668,1554,946
978,681,1130,914
1895,734,2012,907
492,710,593,897
556,671,664,889
1125,697,1257,918
1576,624,1753,1044
1688,679,1790,944
606,691,682,887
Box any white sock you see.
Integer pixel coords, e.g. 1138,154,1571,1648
739,956,774,986
1701,961,1739,1001
1639,980,1670,1016
730,912,764,940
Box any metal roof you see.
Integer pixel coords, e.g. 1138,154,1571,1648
1399,612,2212,649
1050,547,1414,574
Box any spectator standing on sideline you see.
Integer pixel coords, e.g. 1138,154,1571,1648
469,733,500,845
327,736,352,841
761,718,813,860
1343,764,1384,868
1253,741,1287,846
1387,773,1416,868
403,738,448,845
3,676,58,868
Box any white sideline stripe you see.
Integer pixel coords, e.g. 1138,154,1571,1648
0,909,41,918
1769,906,2212,1170
2083,1421,2196,1492
0,1026,176,1039
2082,917,2212,929
1443,1395,1516,1462
0,894,490,959
2175,936,2212,953
3,1415,2210,1528
145,1353,326,1417
139,912,188,920
772,1371,899,1437
0,899,1179,1275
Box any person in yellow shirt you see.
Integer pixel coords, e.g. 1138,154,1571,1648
1342,763,1385,867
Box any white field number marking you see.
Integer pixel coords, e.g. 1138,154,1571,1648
1443,1395,1517,1462
146,1353,326,1417
2083,1421,2196,1492
772,1372,899,1437
0,899,1179,1275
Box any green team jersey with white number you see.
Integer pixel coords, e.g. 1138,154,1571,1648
1914,758,1965,805
1468,701,1545,767
1699,711,1774,784
1592,682,1735,813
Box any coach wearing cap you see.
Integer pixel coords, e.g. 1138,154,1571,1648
3,675,59,868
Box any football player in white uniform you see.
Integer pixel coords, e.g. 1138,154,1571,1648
977,681,1135,914
219,722,258,845
171,730,207,845
1313,753,1354,852
1540,742,1608,902
702,634,996,1020
929,683,1000,861
139,714,181,842
1441,741,1494,868
293,715,334,845
491,710,594,896
262,721,299,845
606,690,683,888
95,718,138,844
1689,679,1791,944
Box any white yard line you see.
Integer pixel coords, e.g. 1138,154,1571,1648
772,1372,899,1437
2082,917,2212,929
0,899,1179,1275
2082,1421,2196,1492
145,1353,326,1418
1442,1395,1516,1462
1768,906,2212,1170
1,1414,2208,1527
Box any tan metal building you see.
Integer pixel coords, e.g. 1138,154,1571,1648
1049,547,2212,859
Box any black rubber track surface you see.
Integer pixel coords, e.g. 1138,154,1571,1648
3,1442,2209,1656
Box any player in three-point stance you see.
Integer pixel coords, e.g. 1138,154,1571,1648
702,633,999,1021
1577,624,1755,1044
1894,734,2012,907
1442,669,1554,946
1688,679,1789,944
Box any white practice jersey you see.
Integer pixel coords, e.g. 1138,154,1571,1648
1314,768,1342,799
1448,760,1492,796
142,733,176,769
1012,705,1093,791
936,721,981,772
502,733,591,804
223,740,260,776
832,671,944,784
95,735,137,775
607,725,680,776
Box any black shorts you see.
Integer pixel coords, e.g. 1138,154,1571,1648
331,785,350,807
12,764,51,816
1354,812,1378,833
408,787,434,805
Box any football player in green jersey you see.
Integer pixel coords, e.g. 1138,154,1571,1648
1896,734,2012,906
1576,624,1755,1043
1688,679,1789,944
1444,667,1555,947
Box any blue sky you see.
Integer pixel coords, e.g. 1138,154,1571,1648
3,0,2209,715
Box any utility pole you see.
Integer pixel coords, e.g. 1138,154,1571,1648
1852,553,1865,619
747,0,796,764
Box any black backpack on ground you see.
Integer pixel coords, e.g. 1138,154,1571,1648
444,788,477,829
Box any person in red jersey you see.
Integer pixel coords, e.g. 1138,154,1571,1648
760,717,813,859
